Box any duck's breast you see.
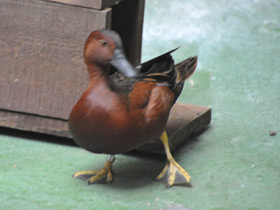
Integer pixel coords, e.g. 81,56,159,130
69,89,147,154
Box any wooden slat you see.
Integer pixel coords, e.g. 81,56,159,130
0,110,70,138
137,103,212,154
0,104,211,154
46,0,122,10
0,0,112,120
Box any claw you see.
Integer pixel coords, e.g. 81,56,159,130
87,166,113,184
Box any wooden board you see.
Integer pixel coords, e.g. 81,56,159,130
137,103,211,154
0,110,69,138
0,0,145,125
0,104,211,154
47,0,123,10
0,0,112,120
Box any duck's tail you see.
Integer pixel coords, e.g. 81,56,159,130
171,56,197,101
175,56,198,84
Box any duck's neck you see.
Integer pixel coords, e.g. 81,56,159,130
87,64,110,88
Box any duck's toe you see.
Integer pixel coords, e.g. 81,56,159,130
73,156,114,184
156,159,191,188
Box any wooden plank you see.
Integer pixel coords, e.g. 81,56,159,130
0,110,70,138
0,104,211,155
0,0,112,120
136,103,212,154
46,0,123,10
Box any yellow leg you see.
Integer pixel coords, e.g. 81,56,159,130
156,131,191,188
73,155,115,184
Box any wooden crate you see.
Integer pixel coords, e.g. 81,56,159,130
0,0,145,137
0,0,211,154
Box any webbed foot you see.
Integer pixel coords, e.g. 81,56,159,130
156,157,191,188
73,155,115,184
156,131,191,188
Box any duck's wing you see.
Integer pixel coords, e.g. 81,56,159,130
141,51,197,102
108,71,138,94
141,48,179,90
108,48,178,94
139,48,178,73
108,49,197,98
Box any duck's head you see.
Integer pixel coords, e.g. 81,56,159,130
84,29,139,78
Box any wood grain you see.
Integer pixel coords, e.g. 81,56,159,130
0,0,112,120
0,104,211,154
0,110,70,138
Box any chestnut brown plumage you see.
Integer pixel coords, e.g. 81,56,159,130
69,30,197,187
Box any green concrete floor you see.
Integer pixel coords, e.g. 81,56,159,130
1,0,280,209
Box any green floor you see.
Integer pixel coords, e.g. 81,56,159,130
1,0,280,209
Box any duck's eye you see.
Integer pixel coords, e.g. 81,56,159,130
99,39,107,46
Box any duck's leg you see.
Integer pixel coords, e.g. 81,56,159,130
156,131,191,188
73,155,115,184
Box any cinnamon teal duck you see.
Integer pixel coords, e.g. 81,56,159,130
68,29,197,188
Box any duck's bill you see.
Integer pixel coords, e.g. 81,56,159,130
110,48,140,78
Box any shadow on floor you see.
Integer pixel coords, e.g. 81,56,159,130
0,126,77,147
0,125,211,153
0,126,210,189
71,127,211,190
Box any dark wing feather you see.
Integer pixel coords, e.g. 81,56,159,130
139,48,178,73
142,54,176,89
108,49,197,98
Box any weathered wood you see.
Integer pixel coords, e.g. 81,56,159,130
0,104,211,154
0,0,112,120
46,0,123,10
0,110,70,138
0,0,145,125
